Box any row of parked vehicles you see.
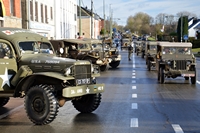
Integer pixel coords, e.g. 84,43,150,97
134,40,196,84
0,27,122,125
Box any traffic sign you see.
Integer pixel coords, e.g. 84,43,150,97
183,35,188,40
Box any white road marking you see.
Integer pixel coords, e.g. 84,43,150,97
132,94,137,98
0,105,24,119
132,70,135,72
197,80,200,84
132,73,135,76
132,80,136,83
132,103,138,109
132,86,137,89
132,76,136,78
130,118,138,127
172,124,184,133
133,65,135,68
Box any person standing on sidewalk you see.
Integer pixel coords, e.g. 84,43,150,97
128,44,133,61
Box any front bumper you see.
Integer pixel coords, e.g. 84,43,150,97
62,83,105,98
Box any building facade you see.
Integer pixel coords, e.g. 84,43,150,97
54,0,77,39
21,0,55,39
0,0,22,28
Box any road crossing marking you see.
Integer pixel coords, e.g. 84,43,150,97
172,124,184,133
130,118,138,127
131,103,138,109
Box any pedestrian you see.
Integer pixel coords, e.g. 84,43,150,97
128,44,133,61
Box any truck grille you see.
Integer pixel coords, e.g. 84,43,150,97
74,65,91,85
172,60,187,70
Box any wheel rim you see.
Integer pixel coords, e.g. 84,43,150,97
33,97,45,113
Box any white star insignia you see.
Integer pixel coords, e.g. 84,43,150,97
0,68,12,88
86,87,90,93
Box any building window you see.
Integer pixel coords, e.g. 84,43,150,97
30,1,33,21
45,5,48,23
10,0,15,16
50,7,53,20
41,4,43,23
35,2,38,21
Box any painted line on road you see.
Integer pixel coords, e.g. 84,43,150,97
197,80,200,84
132,76,136,78
131,103,138,109
132,86,137,89
0,105,24,120
132,70,135,72
133,65,135,68
130,118,138,127
132,73,135,76
172,124,184,133
132,94,137,98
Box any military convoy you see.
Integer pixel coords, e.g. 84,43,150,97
0,27,104,125
135,40,197,84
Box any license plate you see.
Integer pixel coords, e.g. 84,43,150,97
76,78,90,85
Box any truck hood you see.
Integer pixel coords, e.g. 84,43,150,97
18,54,90,72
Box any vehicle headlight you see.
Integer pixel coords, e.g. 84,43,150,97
96,52,99,56
64,68,71,76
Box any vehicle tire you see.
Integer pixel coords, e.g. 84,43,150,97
184,77,189,80
0,97,9,107
109,61,120,68
191,67,196,84
160,67,165,84
147,60,151,71
142,52,144,58
72,93,102,113
100,65,107,71
25,85,59,125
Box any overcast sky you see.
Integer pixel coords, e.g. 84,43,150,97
80,0,200,26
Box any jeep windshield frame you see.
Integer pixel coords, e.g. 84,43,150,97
19,41,54,55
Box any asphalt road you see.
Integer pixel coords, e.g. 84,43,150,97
0,50,200,133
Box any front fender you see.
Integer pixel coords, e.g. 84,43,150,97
14,72,75,97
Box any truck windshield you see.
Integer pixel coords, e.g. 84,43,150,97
19,41,54,54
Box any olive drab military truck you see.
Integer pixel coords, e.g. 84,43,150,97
103,37,121,68
156,42,196,84
145,41,157,71
0,27,104,125
50,39,110,71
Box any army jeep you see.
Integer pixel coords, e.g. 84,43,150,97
135,41,145,56
145,41,157,71
0,27,104,125
50,39,109,71
156,42,196,84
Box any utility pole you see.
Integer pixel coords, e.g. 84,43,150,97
109,4,112,38
181,15,183,43
79,0,81,38
91,0,93,39
103,0,105,37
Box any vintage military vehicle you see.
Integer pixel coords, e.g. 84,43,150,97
156,42,196,84
141,41,147,58
121,32,132,49
134,41,145,56
103,38,121,68
0,27,104,125
50,39,109,71
145,41,157,71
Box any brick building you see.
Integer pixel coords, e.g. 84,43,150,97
0,0,22,28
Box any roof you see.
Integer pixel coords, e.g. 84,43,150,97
188,19,200,29
158,42,192,47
